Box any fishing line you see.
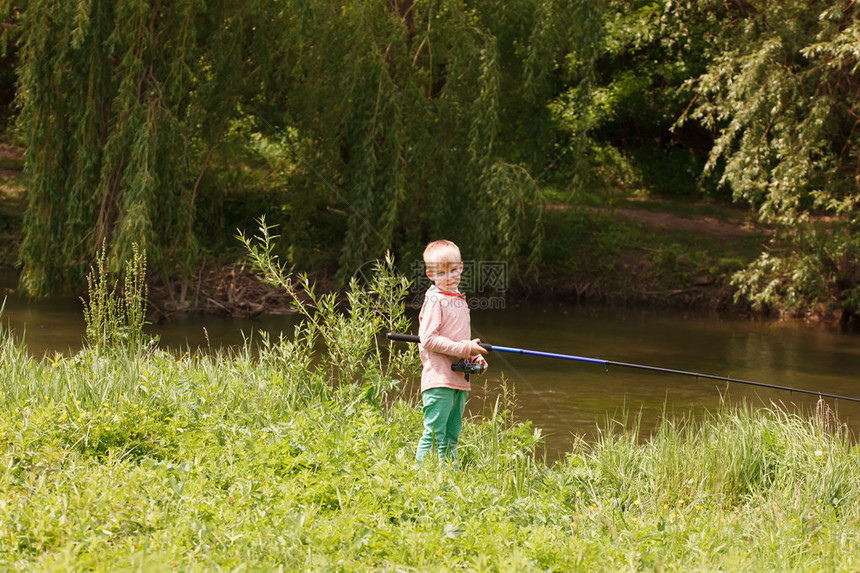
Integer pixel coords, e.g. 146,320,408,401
468,324,583,436
387,332,860,403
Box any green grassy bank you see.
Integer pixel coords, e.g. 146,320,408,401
2,244,857,571
3,323,860,570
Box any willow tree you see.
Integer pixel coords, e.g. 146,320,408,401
7,0,273,296
261,0,604,284
7,0,603,296
676,0,860,317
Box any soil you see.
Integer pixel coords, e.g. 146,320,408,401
145,263,305,320
0,144,24,272
590,206,767,241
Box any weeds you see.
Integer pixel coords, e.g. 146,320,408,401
239,216,418,406
81,242,150,353
3,323,860,569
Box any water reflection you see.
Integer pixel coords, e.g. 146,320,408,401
0,269,302,355
3,266,860,459
468,303,860,458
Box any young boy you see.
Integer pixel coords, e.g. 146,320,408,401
416,240,488,464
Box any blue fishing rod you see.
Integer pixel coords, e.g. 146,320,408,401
386,332,860,403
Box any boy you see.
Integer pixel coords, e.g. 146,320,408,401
416,240,488,464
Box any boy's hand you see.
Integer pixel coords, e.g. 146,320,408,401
472,354,489,375
467,338,488,356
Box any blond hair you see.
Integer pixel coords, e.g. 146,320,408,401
423,240,462,269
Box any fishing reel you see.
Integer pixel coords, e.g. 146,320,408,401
451,358,485,375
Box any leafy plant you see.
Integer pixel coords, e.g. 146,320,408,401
1,329,859,570
679,0,860,316
10,0,603,296
82,242,149,353
238,216,419,405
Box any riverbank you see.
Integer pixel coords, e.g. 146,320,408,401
0,206,768,321
3,245,859,569
2,325,859,570
0,142,772,319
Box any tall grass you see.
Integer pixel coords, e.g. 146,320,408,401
1,240,860,569
81,242,149,354
3,334,860,569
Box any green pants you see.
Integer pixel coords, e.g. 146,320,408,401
416,387,468,463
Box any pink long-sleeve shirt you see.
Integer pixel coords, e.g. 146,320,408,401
418,285,472,392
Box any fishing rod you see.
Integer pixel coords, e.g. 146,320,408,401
386,332,860,404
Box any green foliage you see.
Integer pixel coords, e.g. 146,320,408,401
732,227,860,316
239,216,419,402
7,0,604,295
82,242,149,353
576,0,720,199
2,312,860,568
265,0,604,284
9,0,274,295
13,0,859,317
680,0,860,315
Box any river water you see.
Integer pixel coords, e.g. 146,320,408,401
3,269,860,458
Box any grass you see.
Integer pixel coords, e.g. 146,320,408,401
1,227,857,570
538,205,767,303
2,321,860,570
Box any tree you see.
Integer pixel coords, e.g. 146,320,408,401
583,0,720,198
7,0,273,296
254,0,604,283
6,0,603,296
678,0,860,317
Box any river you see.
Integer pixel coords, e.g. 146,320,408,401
3,268,860,459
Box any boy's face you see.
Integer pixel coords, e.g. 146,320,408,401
426,262,463,293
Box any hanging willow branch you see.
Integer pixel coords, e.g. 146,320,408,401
9,0,601,296
11,0,267,296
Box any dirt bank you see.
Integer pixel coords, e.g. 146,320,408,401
1,146,769,318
